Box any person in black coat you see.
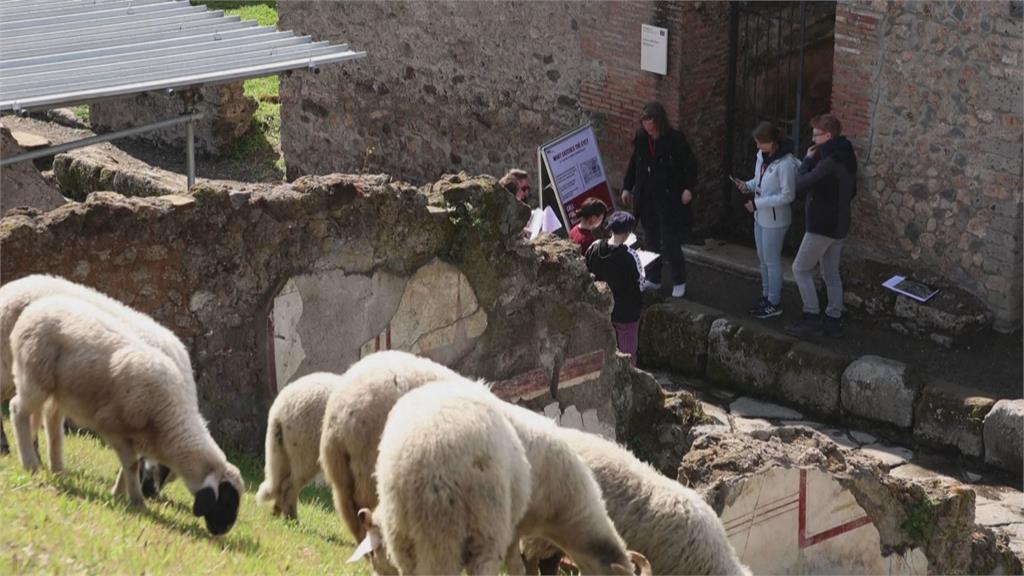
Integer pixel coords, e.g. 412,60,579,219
785,113,859,338
620,101,699,298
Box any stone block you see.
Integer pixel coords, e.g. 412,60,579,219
707,318,793,398
639,300,725,375
841,355,919,428
776,342,849,417
983,399,1023,475
913,380,995,458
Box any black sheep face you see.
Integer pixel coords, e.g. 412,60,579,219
193,480,241,535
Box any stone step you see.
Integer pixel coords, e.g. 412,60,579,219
638,299,1021,477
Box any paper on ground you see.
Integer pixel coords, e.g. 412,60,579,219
882,275,939,303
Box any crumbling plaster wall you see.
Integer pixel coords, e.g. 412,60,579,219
0,173,667,453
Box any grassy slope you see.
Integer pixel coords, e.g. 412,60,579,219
0,416,367,575
217,2,284,178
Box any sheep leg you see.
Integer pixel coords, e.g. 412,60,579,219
10,393,45,473
108,440,145,507
43,401,64,474
505,540,527,575
0,419,9,455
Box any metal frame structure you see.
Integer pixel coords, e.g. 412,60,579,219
0,0,366,188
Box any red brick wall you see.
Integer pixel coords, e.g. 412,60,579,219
580,2,732,229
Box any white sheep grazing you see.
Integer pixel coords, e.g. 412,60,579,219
256,371,341,520
523,427,751,576
372,381,533,574
319,350,463,541
355,377,644,576
9,295,243,535
0,274,195,480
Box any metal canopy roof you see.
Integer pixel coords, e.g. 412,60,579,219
0,0,366,112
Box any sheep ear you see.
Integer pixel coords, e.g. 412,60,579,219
357,508,374,529
628,551,652,576
193,486,216,517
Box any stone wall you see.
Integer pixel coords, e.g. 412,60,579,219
0,124,66,214
278,1,730,230
833,0,1024,331
89,83,256,156
0,173,666,453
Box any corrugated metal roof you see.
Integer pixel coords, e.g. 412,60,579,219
0,0,365,112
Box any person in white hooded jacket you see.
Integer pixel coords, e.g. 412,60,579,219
736,122,799,319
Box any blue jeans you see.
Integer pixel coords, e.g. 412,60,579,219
754,222,789,306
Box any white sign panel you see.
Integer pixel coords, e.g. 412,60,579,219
541,126,607,205
641,24,668,75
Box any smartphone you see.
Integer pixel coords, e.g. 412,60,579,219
729,175,746,187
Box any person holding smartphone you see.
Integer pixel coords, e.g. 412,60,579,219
733,121,798,319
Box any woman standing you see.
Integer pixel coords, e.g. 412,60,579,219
621,102,698,298
736,122,798,319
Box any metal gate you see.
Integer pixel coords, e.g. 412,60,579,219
724,1,836,245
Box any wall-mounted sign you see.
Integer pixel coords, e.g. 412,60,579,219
641,24,668,75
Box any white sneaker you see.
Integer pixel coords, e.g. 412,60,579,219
672,283,686,298
641,279,662,292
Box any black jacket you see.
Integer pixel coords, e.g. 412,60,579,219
796,136,858,239
585,240,643,323
622,128,699,227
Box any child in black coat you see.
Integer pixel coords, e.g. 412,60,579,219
585,211,644,364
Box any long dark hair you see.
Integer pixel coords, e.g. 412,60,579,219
640,101,670,135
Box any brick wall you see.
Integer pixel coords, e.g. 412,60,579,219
280,0,730,229
832,0,1023,331
580,2,731,228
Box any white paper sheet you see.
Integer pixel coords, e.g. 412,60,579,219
541,206,563,234
636,249,660,268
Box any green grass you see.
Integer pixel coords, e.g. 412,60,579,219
0,416,367,575
71,105,89,123
193,2,284,178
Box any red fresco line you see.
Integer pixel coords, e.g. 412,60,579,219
725,502,801,536
723,498,800,532
798,469,872,549
722,491,800,527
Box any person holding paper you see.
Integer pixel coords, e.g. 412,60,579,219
734,122,798,320
784,114,858,338
585,211,644,365
620,101,698,298
569,198,609,255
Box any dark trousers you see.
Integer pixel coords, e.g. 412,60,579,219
643,208,687,285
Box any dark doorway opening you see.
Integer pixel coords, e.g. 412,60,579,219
723,1,837,251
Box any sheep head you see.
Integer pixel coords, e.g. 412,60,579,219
352,508,400,575
192,463,244,536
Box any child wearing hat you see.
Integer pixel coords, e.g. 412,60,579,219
569,197,609,255
585,211,644,365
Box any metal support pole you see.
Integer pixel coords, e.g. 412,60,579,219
185,116,195,189
0,111,205,166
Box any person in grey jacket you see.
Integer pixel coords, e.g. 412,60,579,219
785,114,858,338
735,122,798,319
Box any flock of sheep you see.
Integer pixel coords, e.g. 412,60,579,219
0,274,752,575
